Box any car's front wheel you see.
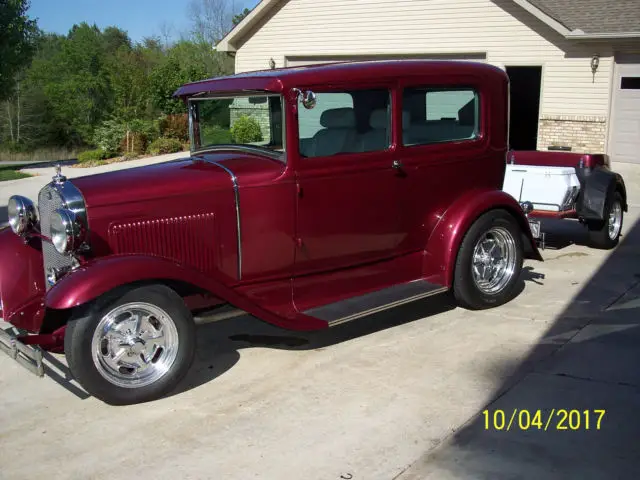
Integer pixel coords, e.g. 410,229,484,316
453,209,524,310
64,284,196,405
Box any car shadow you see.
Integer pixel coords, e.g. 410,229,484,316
38,260,545,401
0,206,7,225
536,217,595,250
395,215,640,478
169,267,545,399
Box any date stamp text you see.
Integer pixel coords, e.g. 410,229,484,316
482,409,606,431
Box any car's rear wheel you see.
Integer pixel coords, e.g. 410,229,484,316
587,191,624,250
453,209,524,310
64,284,196,405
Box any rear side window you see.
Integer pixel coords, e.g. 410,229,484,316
402,87,479,146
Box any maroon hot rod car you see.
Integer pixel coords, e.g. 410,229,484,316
1,60,544,405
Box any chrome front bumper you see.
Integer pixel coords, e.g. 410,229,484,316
0,324,44,377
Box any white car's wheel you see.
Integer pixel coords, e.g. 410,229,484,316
65,284,196,405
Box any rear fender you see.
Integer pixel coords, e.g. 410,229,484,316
44,254,315,330
423,189,543,287
575,165,628,221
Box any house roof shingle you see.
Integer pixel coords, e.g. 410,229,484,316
528,0,640,34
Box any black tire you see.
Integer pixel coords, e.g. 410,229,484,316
453,209,524,310
65,284,196,406
587,191,624,250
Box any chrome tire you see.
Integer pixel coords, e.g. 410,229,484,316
91,303,179,388
65,284,196,405
588,191,624,250
471,226,518,295
608,199,623,241
453,209,524,310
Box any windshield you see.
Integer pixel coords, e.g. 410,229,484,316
189,94,284,158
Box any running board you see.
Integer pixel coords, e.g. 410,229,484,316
194,304,247,325
303,280,448,327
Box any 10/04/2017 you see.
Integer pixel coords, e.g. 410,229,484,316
482,409,606,431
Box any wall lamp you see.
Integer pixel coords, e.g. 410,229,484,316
591,54,600,82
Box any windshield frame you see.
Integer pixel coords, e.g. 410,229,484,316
187,91,286,163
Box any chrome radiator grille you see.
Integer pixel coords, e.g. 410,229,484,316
38,184,75,289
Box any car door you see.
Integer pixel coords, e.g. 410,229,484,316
393,77,493,255
292,84,407,287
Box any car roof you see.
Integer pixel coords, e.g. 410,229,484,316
173,59,506,99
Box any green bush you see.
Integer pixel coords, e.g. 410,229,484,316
201,125,232,145
77,148,109,162
230,115,263,144
147,137,184,155
93,120,126,156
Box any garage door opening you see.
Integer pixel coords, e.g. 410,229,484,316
506,66,542,151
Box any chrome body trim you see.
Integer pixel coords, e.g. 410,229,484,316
203,159,243,280
38,169,88,288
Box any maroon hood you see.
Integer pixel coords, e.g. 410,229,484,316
70,152,285,208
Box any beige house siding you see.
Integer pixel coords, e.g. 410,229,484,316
232,0,616,152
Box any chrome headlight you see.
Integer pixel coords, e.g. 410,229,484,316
50,208,86,254
8,195,38,236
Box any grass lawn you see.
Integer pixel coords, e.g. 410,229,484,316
0,164,32,181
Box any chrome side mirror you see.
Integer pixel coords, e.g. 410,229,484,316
293,88,317,109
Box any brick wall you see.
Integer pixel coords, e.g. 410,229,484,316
229,98,272,142
536,115,607,154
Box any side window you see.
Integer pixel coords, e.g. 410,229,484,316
298,89,391,158
402,87,479,146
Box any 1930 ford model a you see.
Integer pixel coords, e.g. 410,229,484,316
0,60,543,405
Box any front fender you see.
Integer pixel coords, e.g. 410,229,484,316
0,228,46,332
423,188,543,287
44,254,324,331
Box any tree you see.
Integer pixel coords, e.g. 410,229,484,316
0,0,39,101
188,0,249,45
149,39,232,115
232,7,250,26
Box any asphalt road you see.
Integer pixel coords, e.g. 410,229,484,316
1,161,639,479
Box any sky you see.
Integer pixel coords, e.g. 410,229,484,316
27,0,259,43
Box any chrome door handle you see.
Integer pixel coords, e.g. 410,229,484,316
392,160,402,169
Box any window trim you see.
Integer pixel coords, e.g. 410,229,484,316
400,85,481,148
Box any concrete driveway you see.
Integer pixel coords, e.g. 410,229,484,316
1,163,639,480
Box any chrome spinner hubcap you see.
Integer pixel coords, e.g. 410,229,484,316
91,302,179,388
608,201,622,241
471,226,518,295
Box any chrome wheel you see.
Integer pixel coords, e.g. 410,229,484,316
608,200,623,241
471,226,518,295
91,302,179,388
